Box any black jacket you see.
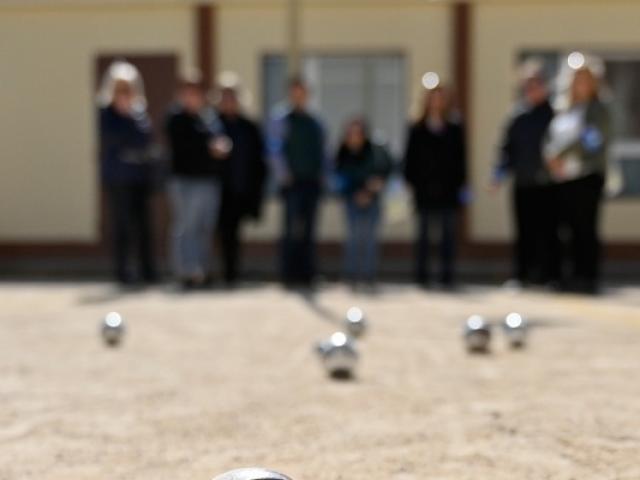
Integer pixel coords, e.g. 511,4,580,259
403,120,467,208
165,105,222,178
496,100,554,187
219,113,267,219
99,106,153,186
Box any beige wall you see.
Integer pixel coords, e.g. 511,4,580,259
217,1,451,241
0,4,194,242
471,1,640,243
3,1,639,246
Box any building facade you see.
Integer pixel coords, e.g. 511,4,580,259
1,0,639,264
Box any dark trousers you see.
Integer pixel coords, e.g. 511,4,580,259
106,184,156,284
513,185,561,284
280,182,321,285
557,174,604,291
415,206,457,285
218,192,245,284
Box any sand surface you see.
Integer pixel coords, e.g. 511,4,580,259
1,282,639,480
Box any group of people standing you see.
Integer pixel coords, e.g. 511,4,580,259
98,55,609,294
99,63,266,290
492,58,610,294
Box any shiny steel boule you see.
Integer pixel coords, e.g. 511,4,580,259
345,306,367,338
212,468,293,480
316,332,358,379
503,312,528,349
101,311,125,347
464,315,491,353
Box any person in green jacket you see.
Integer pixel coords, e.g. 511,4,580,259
267,77,327,287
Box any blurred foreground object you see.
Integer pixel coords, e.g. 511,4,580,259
316,332,359,379
212,468,293,480
101,312,125,347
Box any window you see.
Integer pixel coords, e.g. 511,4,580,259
262,53,406,157
520,50,640,198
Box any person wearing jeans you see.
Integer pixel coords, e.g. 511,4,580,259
168,178,221,284
336,118,392,288
165,75,228,289
404,85,467,288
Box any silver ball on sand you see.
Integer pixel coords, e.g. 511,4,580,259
101,311,125,347
464,315,491,353
503,312,528,349
345,306,367,338
212,468,293,480
316,332,358,379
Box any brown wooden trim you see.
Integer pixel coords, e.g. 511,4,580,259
452,2,470,120
0,243,104,258
452,2,473,247
195,3,215,89
2,241,639,261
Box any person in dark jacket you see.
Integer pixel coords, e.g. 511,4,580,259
98,61,157,286
335,118,393,288
166,74,229,289
404,85,466,288
216,83,267,286
267,77,327,287
491,62,558,286
544,58,610,294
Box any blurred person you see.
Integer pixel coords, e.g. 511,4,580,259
544,58,610,294
267,77,327,287
335,118,393,289
490,61,558,287
216,80,267,286
404,85,467,288
98,61,158,286
165,74,228,290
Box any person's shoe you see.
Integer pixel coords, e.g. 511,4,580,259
180,278,196,291
438,279,457,292
502,278,523,291
572,278,600,295
142,273,160,286
362,281,379,294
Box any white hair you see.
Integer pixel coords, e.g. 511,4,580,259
211,70,253,109
97,60,147,111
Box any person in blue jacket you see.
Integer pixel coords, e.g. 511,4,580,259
335,118,393,289
98,61,157,286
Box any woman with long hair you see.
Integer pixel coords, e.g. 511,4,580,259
544,56,610,293
98,61,157,286
404,85,467,288
335,118,393,289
